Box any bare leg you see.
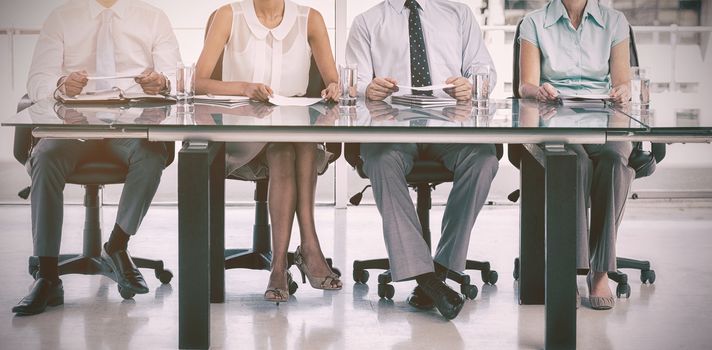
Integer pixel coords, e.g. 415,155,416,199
265,143,297,299
293,143,340,287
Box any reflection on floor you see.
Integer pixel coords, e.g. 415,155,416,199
0,202,711,349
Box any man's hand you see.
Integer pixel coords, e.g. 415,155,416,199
60,71,88,97
365,99,399,121
243,83,273,102
135,69,167,95
537,83,559,102
366,77,398,101
444,77,472,101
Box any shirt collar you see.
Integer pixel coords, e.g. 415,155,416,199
388,0,428,15
242,0,298,41
544,0,605,29
89,0,127,19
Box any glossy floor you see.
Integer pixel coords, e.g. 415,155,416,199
0,202,711,350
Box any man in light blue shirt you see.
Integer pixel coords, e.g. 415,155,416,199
346,0,499,320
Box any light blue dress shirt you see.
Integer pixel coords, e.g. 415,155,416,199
519,0,630,94
346,0,496,98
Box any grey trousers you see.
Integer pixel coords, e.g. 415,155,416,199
569,141,635,272
361,143,499,281
27,138,168,257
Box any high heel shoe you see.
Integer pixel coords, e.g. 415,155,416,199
294,246,342,290
264,270,293,304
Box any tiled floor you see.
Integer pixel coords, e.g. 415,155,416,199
0,202,711,349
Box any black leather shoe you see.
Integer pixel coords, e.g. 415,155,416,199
102,243,149,294
417,276,465,320
406,285,434,310
12,278,64,316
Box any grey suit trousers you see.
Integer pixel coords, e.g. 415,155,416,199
27,138,167,257
361,143,499,281
570,141,635,272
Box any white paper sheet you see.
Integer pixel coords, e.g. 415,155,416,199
87,74,140,81
396,84,455,91
268,95,323,107
194,94,250,102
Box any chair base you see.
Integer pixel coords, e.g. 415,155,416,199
512,256,656,299
352,258,498,301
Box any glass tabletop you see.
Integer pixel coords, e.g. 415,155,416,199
614,95,712,130
2,98,649,132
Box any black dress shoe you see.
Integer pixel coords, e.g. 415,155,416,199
12,278,64,316
406,285,434,310
102,243,149,294
417,276,465,320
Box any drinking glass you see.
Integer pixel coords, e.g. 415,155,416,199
470,64,490,108
177,62,195,104
340,64,358,106
630,67,650,108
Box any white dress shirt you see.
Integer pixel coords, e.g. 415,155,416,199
27,0,181,101
346,0,497,98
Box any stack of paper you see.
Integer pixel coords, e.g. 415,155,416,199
57,90,174,104
391,94,457,108
558,93,610,107
193,95,251,108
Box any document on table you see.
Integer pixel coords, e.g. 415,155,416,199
396,84,455,91
558,93,611,101
268,94,323,106
87,74,140,81
193,95,250,108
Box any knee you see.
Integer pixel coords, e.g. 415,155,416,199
458,147,499,179
361,148,409,178
29,148,67,177
597,146,630,168
266,143,296,176
134,142,168,173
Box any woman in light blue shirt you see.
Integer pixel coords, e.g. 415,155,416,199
519,0,635,310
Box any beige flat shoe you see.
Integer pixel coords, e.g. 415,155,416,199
587,273,615,310
294,246,342,290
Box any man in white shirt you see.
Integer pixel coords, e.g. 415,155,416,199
346,0,499,320
13,0,181,316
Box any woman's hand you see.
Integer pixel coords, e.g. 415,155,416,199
243,83,273,102
609,84,630,105
537,83,559,102
321,82,340,102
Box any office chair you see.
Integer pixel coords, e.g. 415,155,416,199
345,143,503,300
15,95,175,299
509,21,664,298
204,11,342,295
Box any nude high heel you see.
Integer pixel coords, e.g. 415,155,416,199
264,270,293,304
294,246,342,290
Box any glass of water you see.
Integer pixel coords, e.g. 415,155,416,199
176,62,195,104
470,64,490,108
340,64,358,106
630,67,650,108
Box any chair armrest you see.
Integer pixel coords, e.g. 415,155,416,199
14,94,35,165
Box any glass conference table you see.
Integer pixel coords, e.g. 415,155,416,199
4,97,711,350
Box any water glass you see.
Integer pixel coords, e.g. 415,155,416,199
340,64,358,106
630,67,650,108
177,62,195,103
470,64,490,108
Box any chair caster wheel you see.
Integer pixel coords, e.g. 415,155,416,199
513,258,520,281
640,270,656,284
155,269,173,284
482,270,499,285
353,269,370,284
377,284,395,299
461,284,478,300
118,285,136,300
616,283,631,299
288,280,299,295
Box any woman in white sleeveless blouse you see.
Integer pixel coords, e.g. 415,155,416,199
195,0,341,303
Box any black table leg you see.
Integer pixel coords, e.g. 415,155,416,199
543,144,578,350
210,143,226,303
179,141,222,349
519,144,546,305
